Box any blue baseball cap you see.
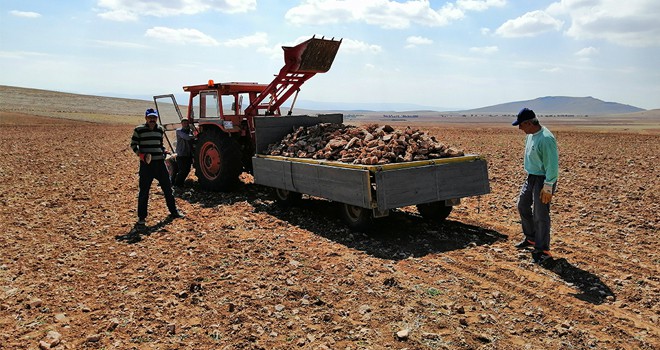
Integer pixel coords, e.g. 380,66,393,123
145,108,159,118
512,108,535,126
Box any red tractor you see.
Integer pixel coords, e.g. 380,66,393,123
153,36,342,191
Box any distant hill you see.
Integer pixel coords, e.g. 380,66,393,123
0,85,148,116
461,96,644,115
0,85,648,120
295,100,455,112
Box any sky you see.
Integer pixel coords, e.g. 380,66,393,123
1,0,659,110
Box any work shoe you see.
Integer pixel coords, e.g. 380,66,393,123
169,210,185,219
137,218,146,225
532,250,553,266
515,239,535,249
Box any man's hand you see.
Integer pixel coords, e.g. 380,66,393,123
138,153,152,164
541,184,554,204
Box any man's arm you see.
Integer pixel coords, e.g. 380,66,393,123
540,137,558,203
542,137,559,186
130,128,140,154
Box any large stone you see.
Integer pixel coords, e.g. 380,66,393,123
266,123,464,164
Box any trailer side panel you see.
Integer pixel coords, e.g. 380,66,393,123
375,158,490,210
252,157,373,208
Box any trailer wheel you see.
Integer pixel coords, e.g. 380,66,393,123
416,202,453,222
340,204,372,231
195,129,242,191
274,188,302,206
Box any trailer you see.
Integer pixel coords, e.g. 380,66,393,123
251,114,490,230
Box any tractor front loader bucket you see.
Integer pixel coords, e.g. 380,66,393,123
244,35,342,117
284,36,342,73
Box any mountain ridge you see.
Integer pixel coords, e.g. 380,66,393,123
0,85,648,116
459,96,644,115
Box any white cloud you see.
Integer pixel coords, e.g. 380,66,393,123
541,67,562,73
98,8,138,21
405,36,433,48
145,27,219,46
547,0,660,47
495,10,563,37
574,46,599,62
575,46,598,57
456,0,506,12
283,1,353,26
340,38,383,54
469,46,498,54
223,32,269,48
9,10,42,18
96,0,256,21
91,40,151,49
284,0,493,29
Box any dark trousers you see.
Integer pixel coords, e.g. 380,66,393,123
138,160,177,219
517,174,552,251
174,156,193,187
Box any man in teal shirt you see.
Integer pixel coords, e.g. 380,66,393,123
512,108,558,265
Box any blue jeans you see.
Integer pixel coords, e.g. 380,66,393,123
517,174,552,251
137,160,177,219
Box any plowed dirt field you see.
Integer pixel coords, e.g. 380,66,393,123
0,102,658,349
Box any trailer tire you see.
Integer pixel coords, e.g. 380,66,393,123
416,202,453,222
340,204,372,231
274,188,302,206
195,129,242,192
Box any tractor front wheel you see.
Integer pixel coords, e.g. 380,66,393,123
195,129,242,191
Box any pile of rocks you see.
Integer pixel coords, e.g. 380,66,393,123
266,123,464,165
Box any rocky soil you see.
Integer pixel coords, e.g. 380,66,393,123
0,110,658,349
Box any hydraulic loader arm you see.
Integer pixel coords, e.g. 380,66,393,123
244,36,341,117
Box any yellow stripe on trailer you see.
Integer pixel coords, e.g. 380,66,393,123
253,154,485,173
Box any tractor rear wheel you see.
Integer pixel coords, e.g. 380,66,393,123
416,201,453,222
195,129,242,191
340,203,372,231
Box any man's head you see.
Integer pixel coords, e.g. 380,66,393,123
180,117,190,130
512,108,535,126
513,108,540,134
145,108,158,129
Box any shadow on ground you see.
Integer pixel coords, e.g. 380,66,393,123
115,217,175,244
175,182,508,260
544,258,616,305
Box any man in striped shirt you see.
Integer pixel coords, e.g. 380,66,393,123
130,108,184,225
512,108,559,266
